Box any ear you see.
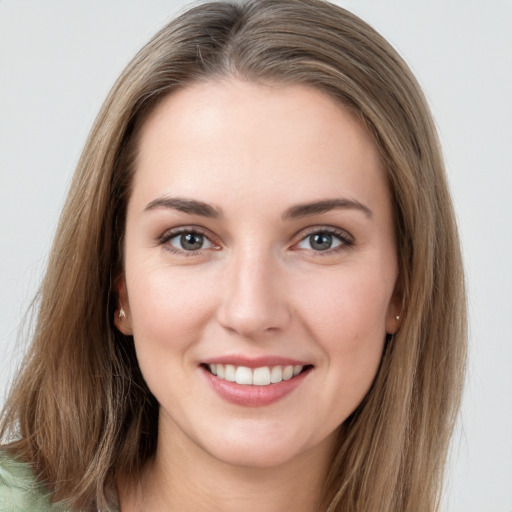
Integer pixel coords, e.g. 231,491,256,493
114,276,133,335
385,278,404,335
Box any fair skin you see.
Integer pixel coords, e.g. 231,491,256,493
116,79,400,511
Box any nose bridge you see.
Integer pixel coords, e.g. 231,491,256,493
217,242,289,337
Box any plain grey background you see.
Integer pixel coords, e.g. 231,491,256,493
1,1,511,510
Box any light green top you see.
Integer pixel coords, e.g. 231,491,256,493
0,450,119,511
0,449,65,511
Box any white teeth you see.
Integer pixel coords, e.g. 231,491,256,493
208,364,305,386
253,367,271,386
235,366,252,385
270,366,283,383
283,365,294,380
225,364,236,382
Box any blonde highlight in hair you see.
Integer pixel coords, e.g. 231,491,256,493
1,1,466,510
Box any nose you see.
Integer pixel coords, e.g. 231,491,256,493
216,247,291,339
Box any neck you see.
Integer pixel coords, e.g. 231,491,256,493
118,414,333,512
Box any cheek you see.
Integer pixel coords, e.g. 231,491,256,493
301,268,390,333
127,262,217,355
295,266,391,376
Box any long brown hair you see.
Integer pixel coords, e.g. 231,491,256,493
1,1,466,510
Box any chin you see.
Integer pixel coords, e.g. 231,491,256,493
210,443,304,469
195,421,334,470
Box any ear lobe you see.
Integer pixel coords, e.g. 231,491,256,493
114,277,133,335
385,309,402,335
385,279,404,335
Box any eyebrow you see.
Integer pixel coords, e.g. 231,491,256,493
283,198,372,219
144,196,222,218
144,196,372,220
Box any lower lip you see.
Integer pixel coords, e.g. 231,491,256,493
201,367,311,407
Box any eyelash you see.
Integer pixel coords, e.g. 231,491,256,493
158,227,219,256
293,227,354,254
158,226,354,256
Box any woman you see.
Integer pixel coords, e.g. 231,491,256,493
0,0,466,510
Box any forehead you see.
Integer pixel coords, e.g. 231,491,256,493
130,79,388,215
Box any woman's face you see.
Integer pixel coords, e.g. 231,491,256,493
117,79,400,469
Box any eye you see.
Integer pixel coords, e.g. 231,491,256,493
167,231,214,252
295,229,351,252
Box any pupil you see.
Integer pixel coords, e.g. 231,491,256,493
311,233,332,251
181,233,203,250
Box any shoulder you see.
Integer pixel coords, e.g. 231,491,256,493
0,449,64,511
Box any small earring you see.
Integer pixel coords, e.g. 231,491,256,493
118,307,126,319
395,315,400,320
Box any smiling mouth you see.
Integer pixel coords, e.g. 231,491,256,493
202,363,313,386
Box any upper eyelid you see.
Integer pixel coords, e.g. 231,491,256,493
159,227,220,256
294,225,353,242
290,227,354,255
159,226,216,243
157,224,353,249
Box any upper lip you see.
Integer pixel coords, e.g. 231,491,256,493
201,355,312,368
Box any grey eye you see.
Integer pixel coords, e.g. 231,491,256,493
296,232,343,252
310,233,333,251
169,232,212,251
